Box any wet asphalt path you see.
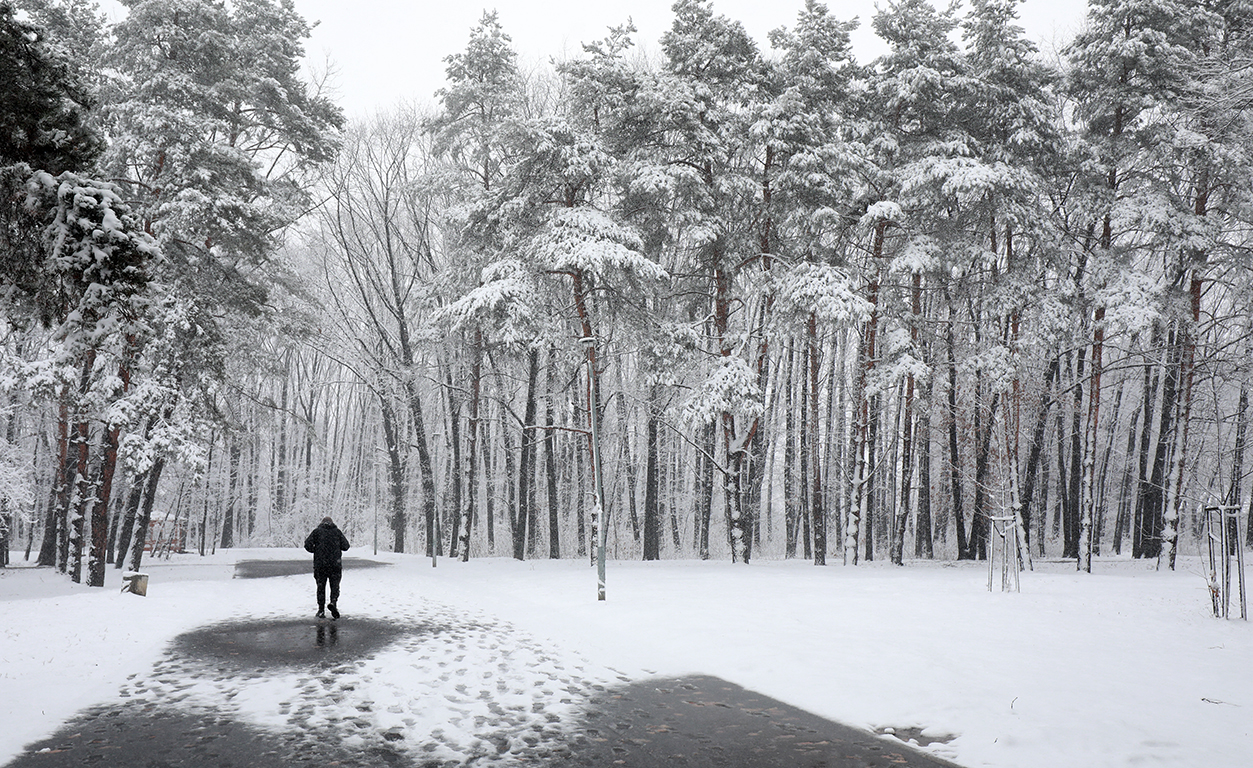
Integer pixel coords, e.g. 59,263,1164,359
5,560,963,767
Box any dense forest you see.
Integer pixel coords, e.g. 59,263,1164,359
2,0,1252,586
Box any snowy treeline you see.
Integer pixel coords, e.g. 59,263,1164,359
3,0,1253,581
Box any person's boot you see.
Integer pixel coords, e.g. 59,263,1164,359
317,606,326,618
328,603,339,619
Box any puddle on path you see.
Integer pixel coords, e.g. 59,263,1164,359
173,616,421,669
233,557,390,579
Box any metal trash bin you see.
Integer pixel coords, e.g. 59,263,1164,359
121,572,149,596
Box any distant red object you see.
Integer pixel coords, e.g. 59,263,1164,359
145,519,187,554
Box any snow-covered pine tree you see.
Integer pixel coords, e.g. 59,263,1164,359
767,0,867,565
659,0,765,564
97,0,342,558
854,0,971,563
1066,0,1221,566
0,2,101,175
17,171,158,585
431,11,528,561
1,2,165,584
960,0,1062,568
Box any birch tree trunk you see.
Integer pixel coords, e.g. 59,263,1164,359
1079,306,1105,572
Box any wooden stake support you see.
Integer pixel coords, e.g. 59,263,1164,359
1204,506,1247,620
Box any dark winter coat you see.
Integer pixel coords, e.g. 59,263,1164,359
304,521,349,575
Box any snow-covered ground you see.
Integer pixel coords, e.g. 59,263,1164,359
1,549,1250,767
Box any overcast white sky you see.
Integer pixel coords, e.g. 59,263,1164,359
99,0,1091,118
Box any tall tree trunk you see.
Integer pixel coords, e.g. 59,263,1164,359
246,425,259,538
1161,277,1202,570
799,339,812,561
615,389,641,543
113,416,155,569
915,366,935,559
495,397,512,554
570,271,610,595
38,395,70,567
399,378,437,561
643,386,662,561
809,314,825,565
891,275,922,565
946,306,968,560
696,421,714,560
865,392,881,563
1079,307,1105,572
974,393,999,561
274,370,289,521
848,228,885,564
1142,328,1181,560
1063,349,1085,560
460,330,483,561
1020,356,1061,551
87,423,120,586
68,348,98,584
379,397,407,553
197,440,214,557
514,348,539,561
88,356,132,586
545,345,560,559
783,339,798,558
445,365,463,559
1112,403,1141,555
220,437,240,549
1227,370,1249,550
667,429,683,551
127,456,165,572
1132,327,1163,557
572,395,585,558
1093,378,1125,557
828,331,846,556
0,389,14,567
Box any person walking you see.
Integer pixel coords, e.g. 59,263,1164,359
304,516,350,619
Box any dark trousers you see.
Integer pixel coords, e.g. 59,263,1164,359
315,567,342,609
